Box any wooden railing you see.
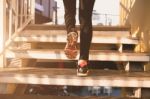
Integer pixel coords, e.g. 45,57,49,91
6,0,35,43
120,0,136,25
0,0,35,67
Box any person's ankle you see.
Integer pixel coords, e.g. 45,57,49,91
78,60,88,67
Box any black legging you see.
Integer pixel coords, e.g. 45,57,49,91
63,0,95,60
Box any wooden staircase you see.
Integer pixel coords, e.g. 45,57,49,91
2,25,150,98
0,68,150,87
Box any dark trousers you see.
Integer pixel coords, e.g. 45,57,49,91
63,0,95,60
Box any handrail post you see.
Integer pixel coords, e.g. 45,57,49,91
0,0,6,68
31,0,35,24
8,0,13,40
15,0,19,32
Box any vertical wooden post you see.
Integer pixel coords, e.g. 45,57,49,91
118,43,123,52
15,0,19,32
20,0,23,27
31,0,35,24
120,0,123,25
0,0,6,68
134,88,141,98
125,62,130,71
9,0,13,40
0,0,9,94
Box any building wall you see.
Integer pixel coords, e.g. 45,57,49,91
35,0,56,23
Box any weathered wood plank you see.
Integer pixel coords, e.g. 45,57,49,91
21,30,130,37
25,25,130,31
6,50,149,62
14,36,138,44
0,94,137,99
0,68,150,87
0,0,6,68
13,84,28,95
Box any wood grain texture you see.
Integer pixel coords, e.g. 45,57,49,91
0,94,137,99
14,35,138,44
0,68,150,87
25,25,130,31
6,49,149,62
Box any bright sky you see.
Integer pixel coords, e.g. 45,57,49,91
94,0,119,15
55,0,120,25
55,0,119,12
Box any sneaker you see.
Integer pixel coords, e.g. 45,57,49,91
77,65,89,77
64,31,78,59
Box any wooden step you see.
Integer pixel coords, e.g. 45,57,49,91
26,25,130,31
6,50,149,62
0,68,150,87
22,25,130,37
9,43,118,51
15,34,138,45
0,94,137,99
20,30,130,37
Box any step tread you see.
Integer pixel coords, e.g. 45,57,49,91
0,94,137,99
21,30,130,37
15,35,138,44
0,68,150,87
26,25,131,31
6,49,150,62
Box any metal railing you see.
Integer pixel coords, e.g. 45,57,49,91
0,0,35,67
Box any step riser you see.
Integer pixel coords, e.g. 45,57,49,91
25,25,130,31
1,76,150,87
0,68,150,87
6,50,150,62
10,43,136,52
14,36,138,45
21,30,130,37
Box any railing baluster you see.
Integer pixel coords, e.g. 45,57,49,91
8,0,13,40
15,0,19,32
31,0,35,24
0,0,7,67
20,0,23,27
25,0,28,21
0,0,35,67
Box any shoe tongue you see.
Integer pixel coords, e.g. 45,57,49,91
79,62,87,67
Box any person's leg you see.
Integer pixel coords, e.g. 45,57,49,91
63,0,76,33
63,0,78,59
77,0,95,76
79,0,95,61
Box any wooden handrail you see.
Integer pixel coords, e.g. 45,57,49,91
6,0,17,16
120,0,136,25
